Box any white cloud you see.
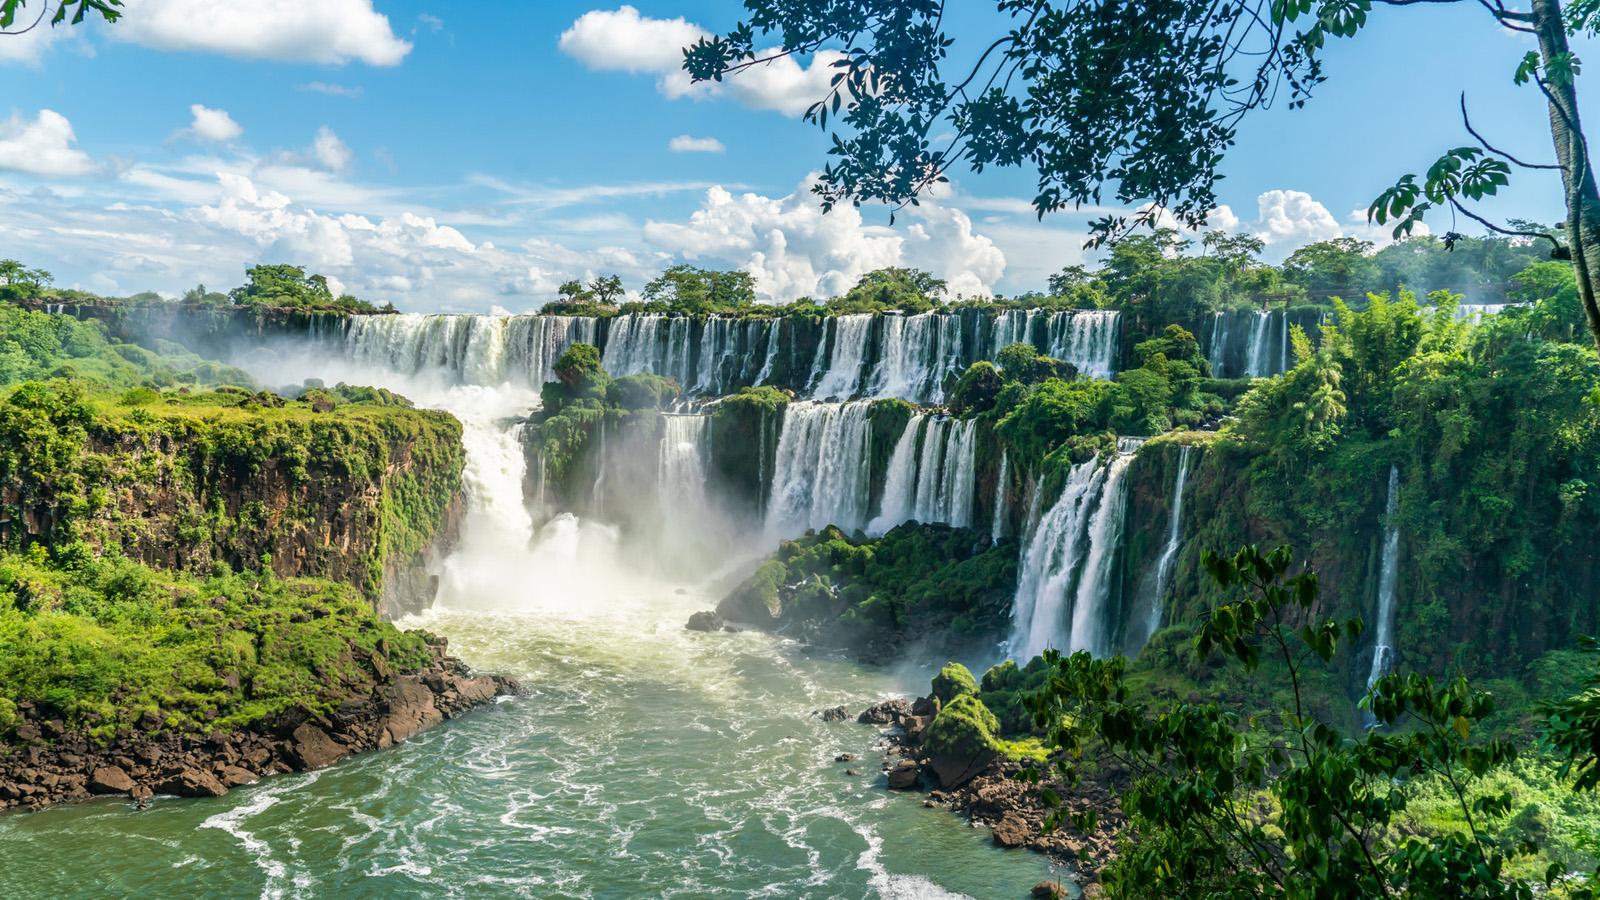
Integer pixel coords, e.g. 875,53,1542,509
0,16,69,65
1249,190,1343,248
116,0,412,66
643,177,1005,302
175,104,243,143
559,7,839,116
0,110,99,177
312,127,353,172
300,82,364,98
669,135,725,154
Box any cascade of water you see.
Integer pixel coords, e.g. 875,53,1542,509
939,312,966,383
1010,460,1105,661
692,317,728,395
753,319,780,386
943,419,978,527
764,401,874,538
812,314,874,399
1208,311,1230,378
602,314,663,376
1140,446,1193,642
1366,465,1403,693
658,414,711,531
1046,310,1120,379
1242,311,1274,378
910,417,951,523
990,309,1038,359
992,449,1011,544
659,317,693,387
343,314,598,387
866,414,926,535
872,312,939,401
1066,452,1136,657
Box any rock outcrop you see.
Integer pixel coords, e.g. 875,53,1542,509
0,649,518,812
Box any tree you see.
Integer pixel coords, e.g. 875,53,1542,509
643,265,757,314
684,0,1600,355
590,274,624,304
228,264,372,311
1021,544,1561,900
0,260,51,300
1,0,119,33
1283,238,1378,294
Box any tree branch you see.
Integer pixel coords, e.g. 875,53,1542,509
1447,197,1565,251
1461,94,1563,170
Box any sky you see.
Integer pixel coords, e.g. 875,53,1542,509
0,0,1589,313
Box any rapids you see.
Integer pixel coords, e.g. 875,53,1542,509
0,353,1064,900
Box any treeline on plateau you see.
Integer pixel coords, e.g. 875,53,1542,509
0,260,391,314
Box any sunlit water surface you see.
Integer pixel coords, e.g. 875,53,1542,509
0,586,1063,900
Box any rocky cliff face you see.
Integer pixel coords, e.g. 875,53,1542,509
0,384,465,618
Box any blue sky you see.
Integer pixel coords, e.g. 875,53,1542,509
0,1,1587,312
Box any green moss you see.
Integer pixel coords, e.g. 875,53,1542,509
925,694,1002,759
0,551,436,741
931,662,979,704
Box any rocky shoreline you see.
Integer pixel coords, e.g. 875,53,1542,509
0,637,518,813
827,697,1127,896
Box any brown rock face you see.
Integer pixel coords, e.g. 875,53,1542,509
87,767,135,795
378,678,444,746
886,764,920,790
287,724,349,771
991,813,1033,848
157,767,228,798
218,766,260,788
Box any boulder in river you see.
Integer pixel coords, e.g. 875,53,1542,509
686,611,725,633
886,761,920,790
856,698,913,725
87,766,135,795
1032,881,1066,898
815,705,849,723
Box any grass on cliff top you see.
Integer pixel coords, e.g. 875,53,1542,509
0,545,438,743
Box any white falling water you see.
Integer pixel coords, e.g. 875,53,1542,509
657,414,713,555
872,312,939,402
1065,452,1135,657
1009,445,1139,661
753,319,780,386
1010,459,1106,661
991,310,1039,358
992,449,1011,544
812,315,874,399
601,314,663,377
1366,465,1403,693
1207,312,1230,378
866,415,978,535
1242,311,1274,378
867,413,926,535
1045,310,1120,380
343,314,597,387
1141,445,1193,642
764,401,874,539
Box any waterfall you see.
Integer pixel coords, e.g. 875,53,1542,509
1139,446,1193,644
1366,465,1403,694
1010,460,1106,661
865,415,978,535
990,309,1039,359
601,314,663,377
1009,447,1137,661
867,413,926,534
871,312,935,402
1044,310,1120,380
658,414,711,535
1242,311,1274,378
812,315,874,399
1207,312,1229,378
992,449,1011,543
764,401,874,538
753,319,780,386
1065,452,1135,657
342,313,596,386
591,417,607,520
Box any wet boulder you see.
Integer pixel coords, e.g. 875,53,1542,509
685,611,724,633
856,698,913,725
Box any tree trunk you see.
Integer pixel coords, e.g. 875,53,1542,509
1533,0,1600,355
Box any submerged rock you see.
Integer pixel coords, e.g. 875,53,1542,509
686,610,725,633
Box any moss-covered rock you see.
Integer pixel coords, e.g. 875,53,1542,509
931,662,979,705
924,693,1001,760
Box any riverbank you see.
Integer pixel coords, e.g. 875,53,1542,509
0,639,517,812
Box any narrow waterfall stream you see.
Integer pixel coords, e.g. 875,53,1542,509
1135,446,1192,648
0,348,1060,900
1367,465,1403,694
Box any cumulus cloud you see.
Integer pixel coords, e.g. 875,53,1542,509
559,6,840,116
644,177,1005,302
1191,190,1393,260
669,135,725,153
0,110,99,177
175,105,243,143
312,127,353,172
116,0,412,66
